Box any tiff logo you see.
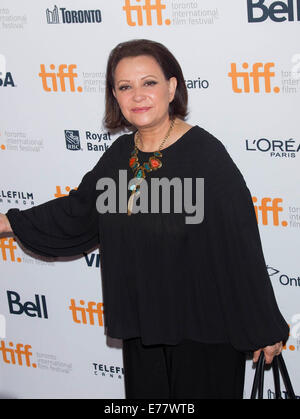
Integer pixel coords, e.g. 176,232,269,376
0,341,37,368
69,299,104,326
123,0,171,26
0,237,20,262
54,185,77,198
228,62,280,93
252,197,288,226
39,64,82,92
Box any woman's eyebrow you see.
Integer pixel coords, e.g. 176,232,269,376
116,75,158,84
141,74,158,79
117,79,130,83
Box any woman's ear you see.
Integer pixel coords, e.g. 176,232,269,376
112,88,116,98
168,77,177,103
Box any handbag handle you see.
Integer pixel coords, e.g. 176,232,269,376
277,353,297,399
250,352,296,399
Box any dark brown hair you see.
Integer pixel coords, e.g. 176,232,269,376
104,39,188,130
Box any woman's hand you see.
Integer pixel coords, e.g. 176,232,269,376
253,341,283,364
0,213,12,234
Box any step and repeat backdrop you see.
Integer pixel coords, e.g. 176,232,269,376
0,0,299,399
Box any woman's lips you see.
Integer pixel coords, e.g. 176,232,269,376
131,107,151,113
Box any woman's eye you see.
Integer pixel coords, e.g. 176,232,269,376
119,85,130,91
145,80,157,86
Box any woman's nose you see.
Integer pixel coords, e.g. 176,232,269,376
132,87,146,102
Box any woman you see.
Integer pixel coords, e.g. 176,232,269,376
0,39,289,399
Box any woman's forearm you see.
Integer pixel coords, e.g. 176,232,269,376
0,213,13,234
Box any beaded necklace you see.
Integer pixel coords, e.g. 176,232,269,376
127,118,175,215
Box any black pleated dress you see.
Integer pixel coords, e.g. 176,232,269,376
6,125,289,352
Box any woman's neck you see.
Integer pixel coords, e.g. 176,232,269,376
135,117,176,152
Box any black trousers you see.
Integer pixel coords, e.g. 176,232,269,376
122,338,246,399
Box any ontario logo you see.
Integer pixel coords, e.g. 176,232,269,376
46,5,102,24
268,266,300,289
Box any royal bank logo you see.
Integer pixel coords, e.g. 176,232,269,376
65,130,81,151
64,130,112,152
46,5,102,24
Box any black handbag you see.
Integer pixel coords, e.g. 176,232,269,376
250,352,297,399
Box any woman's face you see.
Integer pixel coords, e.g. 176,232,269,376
113,55,177,129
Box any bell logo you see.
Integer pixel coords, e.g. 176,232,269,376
7,291,48,319
69,299,104,326
247,0,300,23
0,341,37,368
228,62,280,93
38,64,82,92
123,0,171,26
252,197,288,226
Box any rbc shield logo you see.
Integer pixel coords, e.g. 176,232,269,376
65,130,81,151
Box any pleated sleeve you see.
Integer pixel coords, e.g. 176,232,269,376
205,138,289,352
5,154,109,258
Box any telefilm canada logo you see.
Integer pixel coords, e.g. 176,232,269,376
92,362,124,379
46,5,102,24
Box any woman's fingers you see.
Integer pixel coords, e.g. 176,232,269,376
253,349,262,363
253,342,283,364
